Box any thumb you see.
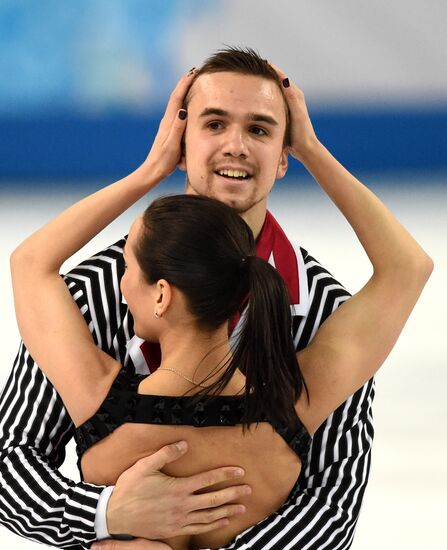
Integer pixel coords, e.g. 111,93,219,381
137,440,188,472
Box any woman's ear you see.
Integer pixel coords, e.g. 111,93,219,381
154,279,172,317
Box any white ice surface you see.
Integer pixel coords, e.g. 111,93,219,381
0,175,446,549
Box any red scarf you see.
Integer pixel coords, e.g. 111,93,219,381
140,211,300,372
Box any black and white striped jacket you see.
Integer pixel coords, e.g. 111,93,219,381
0,237,374,549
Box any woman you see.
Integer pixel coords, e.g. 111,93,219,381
10,72,432,549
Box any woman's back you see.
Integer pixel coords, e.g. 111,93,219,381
80,369,304,550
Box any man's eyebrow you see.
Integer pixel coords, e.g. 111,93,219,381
248,113,278,127
199,108,279,127
199,107,229,118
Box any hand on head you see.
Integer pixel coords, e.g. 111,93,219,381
142,68,199,182
268,62,319,163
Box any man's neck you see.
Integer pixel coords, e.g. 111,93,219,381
184,180,268,240
240,206,267,241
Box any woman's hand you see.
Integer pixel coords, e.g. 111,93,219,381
141,69,198,183
269,62,320,163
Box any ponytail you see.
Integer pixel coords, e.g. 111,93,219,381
231,256,307,429
195,255,307,430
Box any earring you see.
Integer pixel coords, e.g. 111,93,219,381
154,311,161,319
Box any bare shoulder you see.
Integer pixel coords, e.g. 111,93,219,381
57,350,122,427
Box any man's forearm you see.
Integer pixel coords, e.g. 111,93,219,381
0,343,104,548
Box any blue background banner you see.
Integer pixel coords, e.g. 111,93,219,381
1,0,446,183
2,108,447,182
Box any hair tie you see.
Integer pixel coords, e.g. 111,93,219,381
240,255,255,269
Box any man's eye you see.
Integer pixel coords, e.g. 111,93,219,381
208,121,223,130
251,126,267,136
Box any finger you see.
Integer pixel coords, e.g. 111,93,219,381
92,541,170,550
162,69,198,124
269,60,285,75
92,540,137,549
187,503,246,526
190,484,251,511
181,517,231,536
268,61,299,96
136,441,188,473
268,63,305,115
131,540,172,550
183,466,245,493
164,109,188,147
134,541,173,550
92,541,122,549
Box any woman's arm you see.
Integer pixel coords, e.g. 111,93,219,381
299,141,432,432
10,73,194,425
274,67,433,433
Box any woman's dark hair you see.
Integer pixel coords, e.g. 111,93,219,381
134,194,306,428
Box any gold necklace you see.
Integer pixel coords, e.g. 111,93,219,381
156,367,209,388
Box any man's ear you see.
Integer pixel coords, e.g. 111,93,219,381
276,147,289,180
177,137,187,171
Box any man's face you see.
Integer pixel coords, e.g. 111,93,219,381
180,72,289,222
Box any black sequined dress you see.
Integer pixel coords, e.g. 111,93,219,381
74,365,311,478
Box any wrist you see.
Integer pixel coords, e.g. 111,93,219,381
95,486,115,540
106,485,125,536
295,138,326,167
134,160,165,191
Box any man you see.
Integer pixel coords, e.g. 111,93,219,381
0,48,374,549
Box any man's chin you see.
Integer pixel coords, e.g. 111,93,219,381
217,196,251,214
211,189,267,215
185,178,264,214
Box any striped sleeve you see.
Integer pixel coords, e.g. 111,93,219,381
221,250,374,550
0,238,128,548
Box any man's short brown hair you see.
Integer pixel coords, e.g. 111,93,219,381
185,46,291,147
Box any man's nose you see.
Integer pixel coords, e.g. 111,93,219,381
222,128,249,158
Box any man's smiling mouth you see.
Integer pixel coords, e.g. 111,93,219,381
215,168,252,181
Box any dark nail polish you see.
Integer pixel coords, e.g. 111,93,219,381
178,110,187,120
282,78,290,88
188,67,196,75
